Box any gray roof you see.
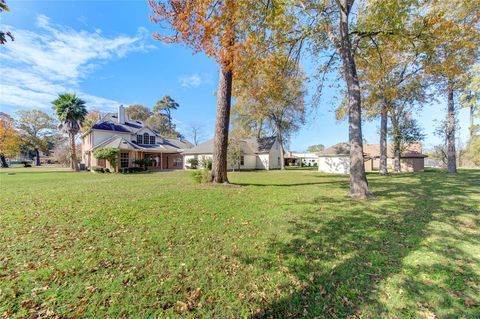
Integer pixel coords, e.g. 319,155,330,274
183,136,277,155
93,136,141,151
91,113,148,134
88,111,193,153
318,143,350,156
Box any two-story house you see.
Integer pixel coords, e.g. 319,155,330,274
81,105,193,171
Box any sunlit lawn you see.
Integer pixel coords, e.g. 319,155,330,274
0,168,478,318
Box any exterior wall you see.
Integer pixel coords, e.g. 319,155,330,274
364,158,373,172
241,155,257,170
92,130,131,148
267,140,282,169
257,154,270,170
373,157,425,172
318,156,350,174
184,153,257,170
400,157,425,172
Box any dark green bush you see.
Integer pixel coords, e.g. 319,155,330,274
202,158,212,170
21,161,32,168
92,166,104,173
187,158,199,169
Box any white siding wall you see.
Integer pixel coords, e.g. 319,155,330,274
318,156,350,174
241,155,257,170
257,154,270,170
268,140,282,169
185,154,257,170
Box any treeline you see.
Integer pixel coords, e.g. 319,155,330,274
148,0,479,198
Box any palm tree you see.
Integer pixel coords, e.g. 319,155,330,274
153,95,179,130
52,94,87,171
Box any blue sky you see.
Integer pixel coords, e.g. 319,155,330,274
0,0,472,151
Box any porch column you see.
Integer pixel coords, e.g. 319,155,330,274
160,152,163,171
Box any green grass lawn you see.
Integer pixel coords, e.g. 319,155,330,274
1,168,479,318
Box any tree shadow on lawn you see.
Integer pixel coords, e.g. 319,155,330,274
232,180,349,187
248,170,479,318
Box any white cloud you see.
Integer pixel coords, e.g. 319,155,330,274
0,15,152,111
178,73,202,88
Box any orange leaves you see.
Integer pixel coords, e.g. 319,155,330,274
0,112,21,157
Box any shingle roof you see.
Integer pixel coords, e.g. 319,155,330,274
363,142,426,158
182,139,214,155
93,136,141,151
182,137,277,155
319,142,427,158
91,113,155,135
89,111,193,153
319,143,351,156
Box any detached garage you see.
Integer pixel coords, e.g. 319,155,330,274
318,143,373,174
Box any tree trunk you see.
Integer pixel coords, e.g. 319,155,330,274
257,119,263,139
0,154,8,168
211,63,233,183
70,132,79,172
35,148,41,166
338,0,372,198
469,105,474,138
379,101,388,175
394,146,401,173
276,124,285,170
447,83,457,174
389,110,401,173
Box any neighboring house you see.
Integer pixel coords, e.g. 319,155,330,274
284,152,320,167
317,143,373,174
318,142,427,174
363,143,427,172
81,105,193,171
182,136,283,170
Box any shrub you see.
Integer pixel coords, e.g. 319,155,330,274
93,148,119,172
133,159,152,170
92,166,104,173
202,158,212,170
191,169,211,184
104,168,111,173
21,160,32,167
191,158,212,183
121,167,143,174
313,162,318,167
187,158,199,169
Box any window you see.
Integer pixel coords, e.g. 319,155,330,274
137,135,142,144
143,133,149,144
278,157,281,166
120,152,129,168
240,155,244,166
149,135,156,144
172,156,182,167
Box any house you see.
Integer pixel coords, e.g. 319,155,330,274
317,142,427,174
363,143,427,172
182,136,283,170
81,105,193,171
284,152,320,167
317,143,373,174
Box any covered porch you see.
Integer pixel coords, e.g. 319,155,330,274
116,150,183,170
